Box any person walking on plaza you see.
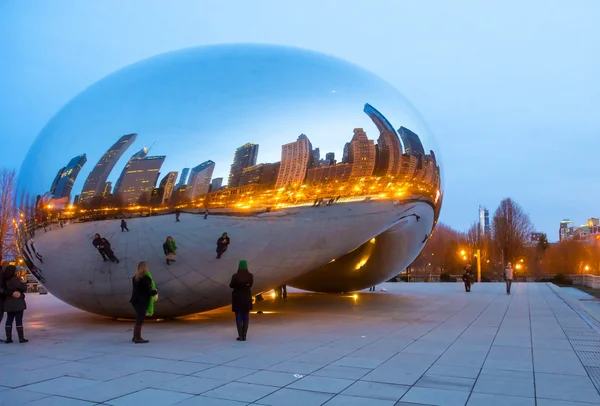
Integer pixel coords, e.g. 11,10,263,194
216,232,230,259
92,233,120,263
163,236,177,265
230,260,253,341
204,209,209,220
121,219,129,232
369,286,376,291
3,265,28,343
175,209,181,222
504,262,514,295
129,261,158,343
462,264,474,292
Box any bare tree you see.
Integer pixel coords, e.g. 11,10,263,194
492,198,534,266
0,168,18,260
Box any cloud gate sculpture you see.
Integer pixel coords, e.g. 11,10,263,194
16,44,442,318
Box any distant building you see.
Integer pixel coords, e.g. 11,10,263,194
561,218,600,243
275,134,312,188
102,182,112,197
50,167,65,195
188,160,215,200
479,206,491,236
325,152,336,166
177,168,190,188
53,154,87,201
229,143,259,188
311,147,321,169
79,133,137,203
398,126,425,156
239,163,280,187
158,171,178,205
347,128,376,178
342,143,350,164
113,147,149,195
118,156,165,205
363,103,402,177
73,195,80,205
398,154,417,181
559,219,575,242
306,163,353,184
210,177,223,192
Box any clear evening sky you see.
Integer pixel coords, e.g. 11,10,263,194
1,0,598,240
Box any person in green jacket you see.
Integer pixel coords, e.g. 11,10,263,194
163,236,177,265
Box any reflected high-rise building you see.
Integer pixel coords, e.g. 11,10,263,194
275,134,312,188
79,133,137,203
210,177,223,191
307,163,352,184
53,154,87,201
325,152,336,166
188,160,215,200
342,143,350,164
398,126,425,168
311,147,321,169
119,156,165,205
229,143,258,188
159,171,178,205
177,168,190,189
239,163,280,187
347,128,376,178
50,167,65,195
363,103,402,177
113,147,149,195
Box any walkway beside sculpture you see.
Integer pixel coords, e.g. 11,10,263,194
0,283,599,405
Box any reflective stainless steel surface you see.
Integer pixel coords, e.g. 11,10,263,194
16,44,442,318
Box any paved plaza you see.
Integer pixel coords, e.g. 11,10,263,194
1,282,600,406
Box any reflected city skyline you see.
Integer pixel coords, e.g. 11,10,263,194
38,103,440,213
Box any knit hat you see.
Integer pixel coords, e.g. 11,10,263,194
238,260,248,270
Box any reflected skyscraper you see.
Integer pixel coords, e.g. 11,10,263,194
398,126,425,169
159,171,178,205
53,154,87,201
119,156,165,205
188,160,215,200
210,177,223,191
325,152,336,166
113,147,149,195
364,103,402,177
50,167,65,195
177,168,190,188
239,163,280,187
102,182,112,197
276,134,312,188
347,128,376,178
79,133,137,203
229,143,259,188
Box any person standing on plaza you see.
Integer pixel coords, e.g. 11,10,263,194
163,236,177,265
504,262,514,295
0,260,22,342
462,264,474,292
121,218,129,232
216,232,230,259
175,209,181,222
2,265,28,343
204,209,209,220
230,260,253,341
129,261,158,343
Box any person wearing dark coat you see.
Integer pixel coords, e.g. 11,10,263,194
204,209,209,220
462,264,474,292
0,261,21,342
230,260,253,341
92,233,119,263
175,209,181,222
2,265,28,343
129,261,157,343
121,219,129,232
216,232,230,259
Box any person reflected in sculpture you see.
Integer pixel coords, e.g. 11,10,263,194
204,209,209,220
175,209,181,222
121,218,129,232
2,265,28,343
216,232,230,259
92,233,119,263
130,261,158,344
230,260,253,341
163,236,177,265
504,262,514,295
462,264,473,292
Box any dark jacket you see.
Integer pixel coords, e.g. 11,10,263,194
230,271,253,313
130,275,157,307
121,220,127,227
3,277,27,313
93,237,113,253
217,236,230,252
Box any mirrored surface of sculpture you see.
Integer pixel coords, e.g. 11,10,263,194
16,44,442,318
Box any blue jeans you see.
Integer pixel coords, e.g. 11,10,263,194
235,312,249,323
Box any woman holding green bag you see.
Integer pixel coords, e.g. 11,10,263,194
129,261,158,343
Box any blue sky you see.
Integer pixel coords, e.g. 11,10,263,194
1,0,599,240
